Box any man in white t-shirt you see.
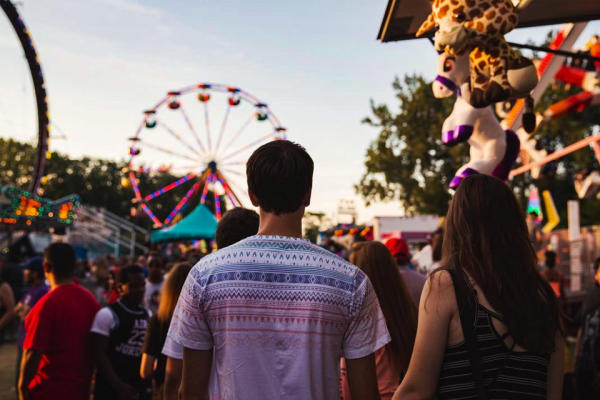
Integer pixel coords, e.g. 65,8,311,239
167,140,390,400
144,253,164,315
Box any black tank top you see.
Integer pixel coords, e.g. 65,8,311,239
437,302,550,399
94,301,150,400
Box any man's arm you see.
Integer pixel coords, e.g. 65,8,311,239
18,348,42,400
181,347,212,400
164,356,183,400
346,353,380,400
92,333,138,399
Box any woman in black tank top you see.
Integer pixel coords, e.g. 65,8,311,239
393,175,564,400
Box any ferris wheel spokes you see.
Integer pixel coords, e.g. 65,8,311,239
158,121,203,158
142,172,198,202
140,202,162,227
221,111,256,154
222,130,277,162
215,170,242,207
202,100,213,152
139,139,199,163
214,104,232,154
178,105,207,155
163,174,206,226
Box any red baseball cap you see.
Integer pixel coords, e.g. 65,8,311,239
384,237,409,258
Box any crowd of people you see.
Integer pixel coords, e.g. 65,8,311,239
0,140,599,399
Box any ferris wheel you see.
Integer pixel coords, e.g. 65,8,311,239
127,83,286,227
0,0,50,194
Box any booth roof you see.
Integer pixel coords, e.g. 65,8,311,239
377,0,600,42
151,204,217,243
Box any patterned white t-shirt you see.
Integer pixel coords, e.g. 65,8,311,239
168,235,390,400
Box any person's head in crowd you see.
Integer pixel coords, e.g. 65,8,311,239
544,250,557,269
185,249,203,265
350,241,417,374
384,237,410,266
91,258,109,280
441,174,561,354
216,208,260,249
157,262,193,323
43,242,77,285
137,255,146,267
22,257,45,286
115,265,146,307
147,252,163,282
247,140,313,218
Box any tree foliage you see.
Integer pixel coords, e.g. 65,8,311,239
356,75,467,216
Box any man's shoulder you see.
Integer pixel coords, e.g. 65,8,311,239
196,236,361,274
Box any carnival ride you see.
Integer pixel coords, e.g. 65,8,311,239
0,1,80,230
126,83,286,228
0,0,49,194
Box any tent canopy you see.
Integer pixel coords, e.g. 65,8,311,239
151,204,217,243
378,0,600,42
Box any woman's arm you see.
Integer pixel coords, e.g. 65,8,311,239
393,271,455,400
547,332,564,400
140,353,155,380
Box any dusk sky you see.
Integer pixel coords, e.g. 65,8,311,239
0,0,598,222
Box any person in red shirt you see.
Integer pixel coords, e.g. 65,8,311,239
18,242,100,400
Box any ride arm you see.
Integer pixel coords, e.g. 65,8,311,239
18,348,42,400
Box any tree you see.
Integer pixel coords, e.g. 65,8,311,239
356,75,466,216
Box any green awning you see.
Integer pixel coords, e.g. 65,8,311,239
151,204,217,243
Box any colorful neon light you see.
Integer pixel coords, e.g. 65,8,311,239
140,203,162,227
200,174,212,204
164,179,203,225
143,173,197,202
212,174,222,220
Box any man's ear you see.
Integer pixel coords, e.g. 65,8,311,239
248,190,260,207
302,187,312,207
43,260,51,274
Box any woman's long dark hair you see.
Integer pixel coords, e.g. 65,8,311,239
351,241,418,373
439,175,561,354
156,262,193,323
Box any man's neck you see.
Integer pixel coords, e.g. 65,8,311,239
48,276,74,290
120,296,140,310
257,208,304,238
148,276,163,284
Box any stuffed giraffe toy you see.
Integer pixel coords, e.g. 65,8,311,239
416,0,538,123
